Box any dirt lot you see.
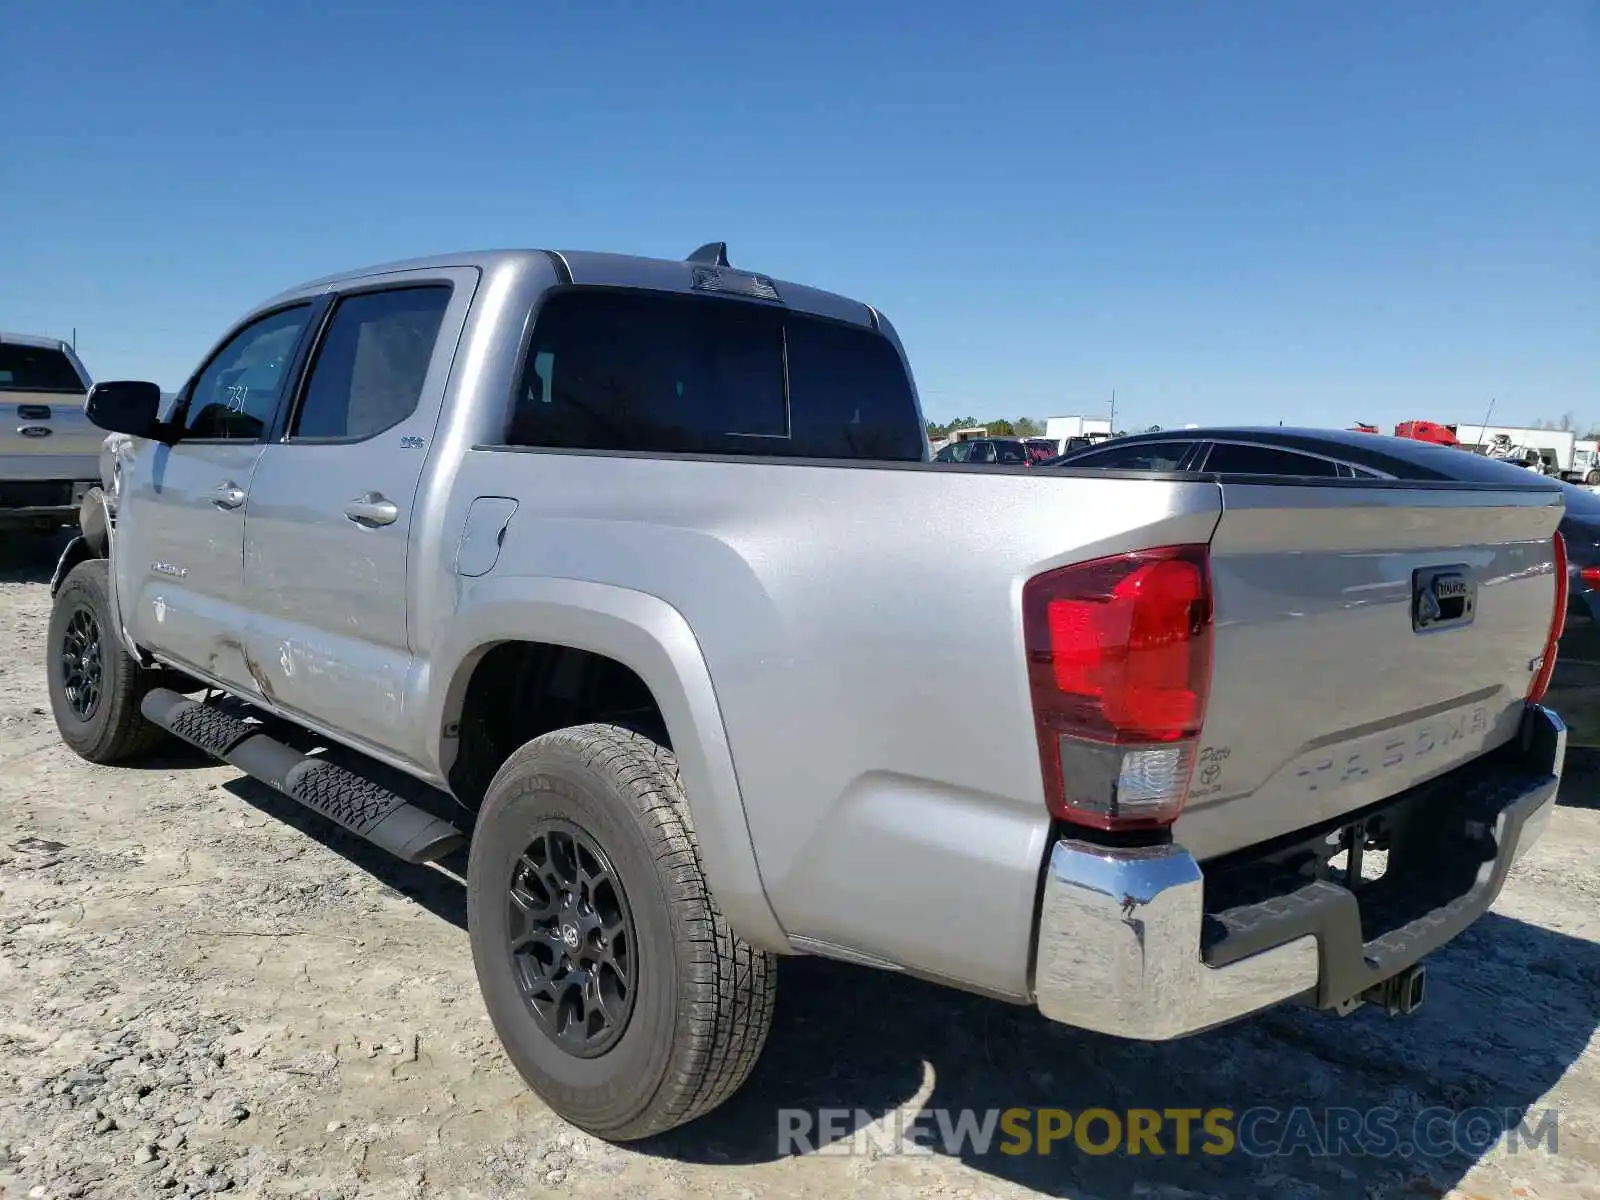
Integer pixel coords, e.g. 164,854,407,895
2,535,1598,1200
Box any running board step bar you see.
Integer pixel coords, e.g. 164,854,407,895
140,688,465,864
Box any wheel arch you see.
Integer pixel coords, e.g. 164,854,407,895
54,492,142,664
78,485,111,558
50,536,101,600
429,575,792,954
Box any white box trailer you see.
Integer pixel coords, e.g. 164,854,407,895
1045,415,1112,440
1453,425,1583,480
1044,415,1113,455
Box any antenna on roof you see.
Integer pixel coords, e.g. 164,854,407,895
686,242,731,267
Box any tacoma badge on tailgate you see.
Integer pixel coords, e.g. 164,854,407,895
1412,565,1475,633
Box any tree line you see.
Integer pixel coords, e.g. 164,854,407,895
925,416,1046,440
1530,414,1600,440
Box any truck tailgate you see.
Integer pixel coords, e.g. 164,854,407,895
1176,480,1565,861
0,389,102,484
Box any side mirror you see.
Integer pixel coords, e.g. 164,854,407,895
85,381,165,440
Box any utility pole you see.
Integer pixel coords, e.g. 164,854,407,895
1109,388,1116,432
71,327,77,351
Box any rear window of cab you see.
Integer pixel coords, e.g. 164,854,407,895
506,289,925,462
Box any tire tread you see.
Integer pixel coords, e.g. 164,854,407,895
557,723,776,1136
49,559,168,763
477,722,776,1140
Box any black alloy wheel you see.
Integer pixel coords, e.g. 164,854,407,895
467,723,777,1140
60,606,104,720
47,558,169,763
507,821,638,1057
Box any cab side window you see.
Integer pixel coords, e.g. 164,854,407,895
1336,461,1385,479
180,305,314,441
290,286,452,441
1201,443,1342,477
994,441,1028,464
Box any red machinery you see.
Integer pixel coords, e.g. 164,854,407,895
1392,420,1459,446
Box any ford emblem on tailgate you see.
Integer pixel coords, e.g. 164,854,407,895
1413,566,1476,632
19,425,52,438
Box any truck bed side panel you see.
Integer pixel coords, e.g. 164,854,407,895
442,451,1223,997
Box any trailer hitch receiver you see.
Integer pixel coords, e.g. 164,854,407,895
1362,963,1427,1016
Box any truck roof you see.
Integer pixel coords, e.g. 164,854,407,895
0,330,71,350
264,247,882,332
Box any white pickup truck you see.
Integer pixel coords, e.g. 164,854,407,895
47,244,1569,1141
1,331,102,535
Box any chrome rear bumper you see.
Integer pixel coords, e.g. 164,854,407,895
1032,704,1566,1040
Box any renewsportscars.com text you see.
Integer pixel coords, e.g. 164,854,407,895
777,1106,1560,1159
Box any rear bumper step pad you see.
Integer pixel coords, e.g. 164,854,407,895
1199,735,1562,1008
141,688,464,864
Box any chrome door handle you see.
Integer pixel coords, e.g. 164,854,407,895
344,492,399,528
211,482,246,510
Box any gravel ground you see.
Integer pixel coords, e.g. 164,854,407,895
2,534,1598,1200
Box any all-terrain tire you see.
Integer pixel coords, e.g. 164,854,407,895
466,723,776,1141
47,558,169,763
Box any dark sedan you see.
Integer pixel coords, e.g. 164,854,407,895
1049,425,1600,646
934,437,1031,464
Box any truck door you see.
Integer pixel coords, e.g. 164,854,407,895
117,303,319,692
239,269,477,758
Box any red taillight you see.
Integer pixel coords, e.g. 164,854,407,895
1023,545,1214,830
1527,531,1567,704
1580,565,1600,588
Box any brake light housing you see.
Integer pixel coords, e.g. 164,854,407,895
1526,531,1567,705
1023,544,1214,831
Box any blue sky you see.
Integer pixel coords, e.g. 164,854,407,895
2,1,1594,432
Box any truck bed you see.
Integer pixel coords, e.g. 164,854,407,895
440,448,1564,997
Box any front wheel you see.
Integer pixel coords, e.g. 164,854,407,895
466,724,776,1141
46,559,169,763
1586,469,1600,487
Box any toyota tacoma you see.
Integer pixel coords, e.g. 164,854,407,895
46,243,1569,1140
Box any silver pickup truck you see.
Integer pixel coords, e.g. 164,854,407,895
1,331,102,534
46,245,1570,1142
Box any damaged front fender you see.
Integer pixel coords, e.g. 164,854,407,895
50,536,98,598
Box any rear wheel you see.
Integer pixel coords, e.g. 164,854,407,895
1586,469,1600,487
466,723,776,1140
47,559,168,763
